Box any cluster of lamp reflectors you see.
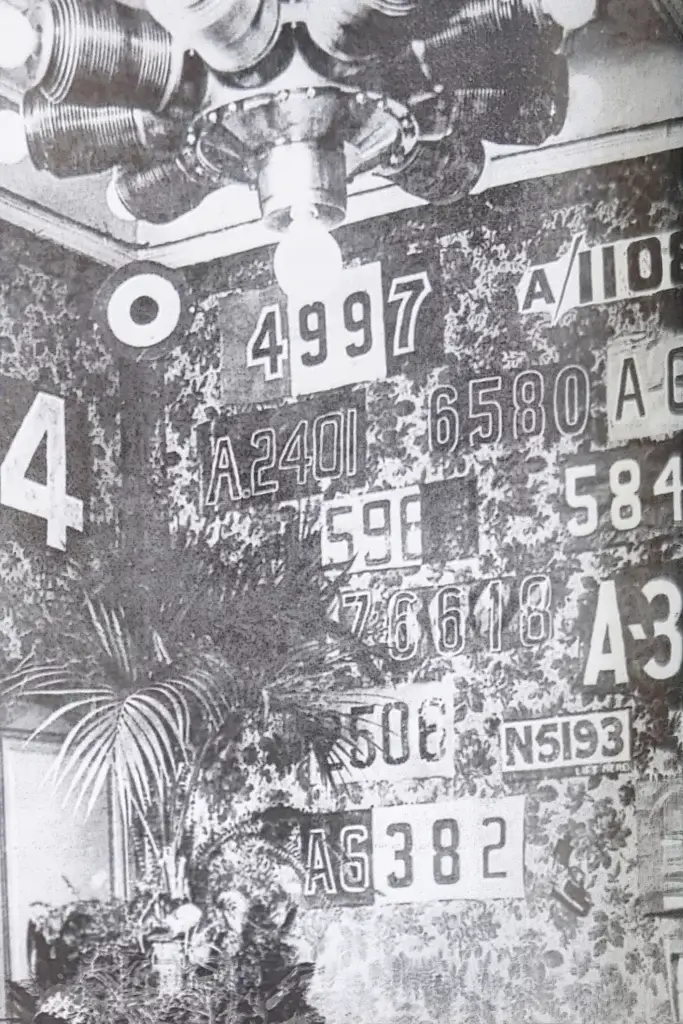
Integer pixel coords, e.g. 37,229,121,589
0,0,206,218
0,0,600,300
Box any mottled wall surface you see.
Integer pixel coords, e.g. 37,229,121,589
0,224,119,666
162,151,683,1024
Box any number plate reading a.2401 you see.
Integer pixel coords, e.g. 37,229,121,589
326,682,455,783
501,708,632,780
198,389,366,507
300,797,525,907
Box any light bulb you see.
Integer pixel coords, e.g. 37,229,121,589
106,177,137,223
0,109,27,165
273,214,343,301
542,0,597,31
0,4,37,69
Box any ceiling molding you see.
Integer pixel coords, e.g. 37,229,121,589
0,118,681,272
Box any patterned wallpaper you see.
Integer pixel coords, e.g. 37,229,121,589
154,150,683,1024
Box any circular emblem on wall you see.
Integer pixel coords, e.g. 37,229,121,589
93,261,195,360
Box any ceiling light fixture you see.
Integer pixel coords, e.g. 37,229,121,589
0,0,590,296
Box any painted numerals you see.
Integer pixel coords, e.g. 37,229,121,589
502,709,632,779
428,362,592,459
321,477,479,573
342,574,554,661
607,331,683,444
518,228,683,322
580,562,683,689
0,379,85,551
329,683,455,782
223,252,442,401
301,798,525,906
199,389,366,508
560,438,683,549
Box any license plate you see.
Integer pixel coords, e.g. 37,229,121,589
218,250,442,401
607,329,683,444
426,360,596,459
579,561,683,689
321,476,479,574
325,682,456,783
501,708,632,779
300,796,525,906
559,436,683,549
339,573,554,660
198,388,366,508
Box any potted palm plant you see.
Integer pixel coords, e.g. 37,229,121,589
0,519,383,1014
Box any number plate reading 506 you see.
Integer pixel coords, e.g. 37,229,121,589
301,797,525,906
328,683,455,783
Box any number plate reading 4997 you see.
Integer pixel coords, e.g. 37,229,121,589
301,797,525,906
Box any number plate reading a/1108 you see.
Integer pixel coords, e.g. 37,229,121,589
198,389,366,508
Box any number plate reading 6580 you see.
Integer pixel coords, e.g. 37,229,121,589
198,389,366,507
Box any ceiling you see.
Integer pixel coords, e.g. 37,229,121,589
0,0,682,270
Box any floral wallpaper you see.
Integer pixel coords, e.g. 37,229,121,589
159,150,683,1024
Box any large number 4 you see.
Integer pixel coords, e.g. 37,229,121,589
0,392,83,551
246,304,287,380
388,273,432,356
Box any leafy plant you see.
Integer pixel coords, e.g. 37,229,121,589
0,522,384,903
21,896,323,1024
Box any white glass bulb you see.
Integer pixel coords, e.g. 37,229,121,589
0,5,37,69
273,214,343,302
106,177,137,223
0,109,27,165
542,0,597,31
